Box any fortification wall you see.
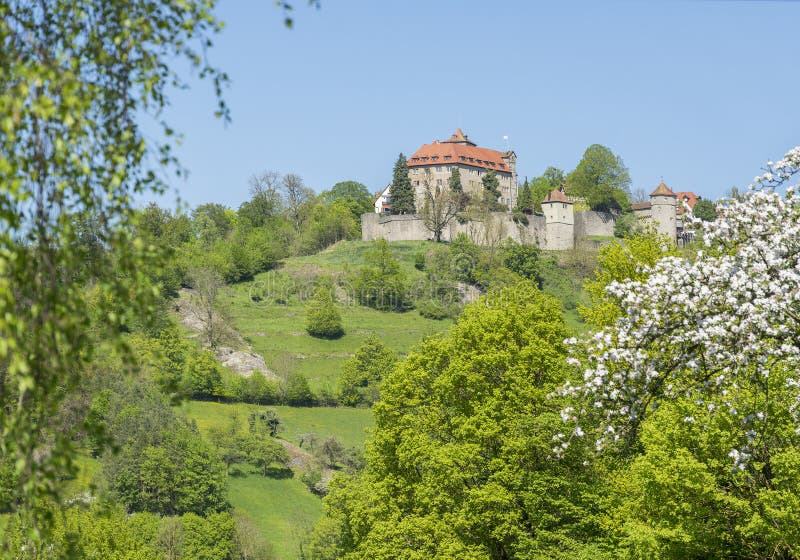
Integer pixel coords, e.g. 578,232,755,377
574,210,615,238
361,214,430,242
363,211,615,248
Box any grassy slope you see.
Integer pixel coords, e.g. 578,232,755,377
180,400,374,559
181,401,374,451
223,241,451,393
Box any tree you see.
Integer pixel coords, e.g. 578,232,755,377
559,147,800,463
529,166,566,213
282,173,315,233
567,144,631,212
338,336,397,407
238,171,282,228
419,169,459,242
311,284,607,558
0,0,227,542
245,436,290,477
481,169,504,210
189,267,228,349
514,180,534,214
448,167,463,193
692,199,717,221
500,239,542,286
284,372,316,406
306,286,344,339
322,181,374,221
182,351,225,399
355,239,409,311
389,153,415,215
319,436,344,468
578,230,678,329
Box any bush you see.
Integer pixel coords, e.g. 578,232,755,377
305,286,344,339
416,299,450,320
283,372,316,406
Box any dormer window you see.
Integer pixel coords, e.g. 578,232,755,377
444,156,451,161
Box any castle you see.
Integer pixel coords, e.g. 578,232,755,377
366,131,697,250
375,129,517,212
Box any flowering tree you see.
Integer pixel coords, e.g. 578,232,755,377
558,147,800,468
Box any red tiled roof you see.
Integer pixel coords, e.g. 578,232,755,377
543,188,571,204
650,181,676,197
408,131,511,174
442,128,476,146
674,192,700,215
631,201,652,211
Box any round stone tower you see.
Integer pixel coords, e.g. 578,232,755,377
542,188,574,250
649,181,677,242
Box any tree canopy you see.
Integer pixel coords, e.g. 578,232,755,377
567,145,631,212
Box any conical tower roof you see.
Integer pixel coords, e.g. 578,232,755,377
543,188,571,204
650,181,676,197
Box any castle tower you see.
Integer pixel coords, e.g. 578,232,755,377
542,188,574,250
649,181,677,242
502,150,518,209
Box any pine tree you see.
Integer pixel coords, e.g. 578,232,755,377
482,170,503,210
390,153,415,215
515,180,534,214
448,167,462,192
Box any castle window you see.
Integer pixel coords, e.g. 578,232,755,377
562,203,566,209
437,179,442,186
436,166,442,172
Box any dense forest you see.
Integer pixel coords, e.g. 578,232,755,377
2,1,800,559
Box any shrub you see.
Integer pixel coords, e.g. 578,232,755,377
305,286,344,339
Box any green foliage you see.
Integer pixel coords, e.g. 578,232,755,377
413,251,426,271
579,230,677,328
300,200,360,254
613,211,639,238
692,199,717,221
449,233,481,283
530,166,566,212
355,239,410,311
338,337,397,407
311,284,608,558
284,372,316,406
322,181,374,222
182,351,225,399
390,154,415,215
0,0,230,540
306,286,345,339
515,179,535,214
501,239,542,286
179,512,237,560
412,245,462,319
567,145,631,212
481,169,504,210
245,436,290,477
448,167,463,193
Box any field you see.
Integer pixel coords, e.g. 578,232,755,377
180,401,374,451
222,241,452,393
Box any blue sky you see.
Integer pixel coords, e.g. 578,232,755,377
156,0,800,209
